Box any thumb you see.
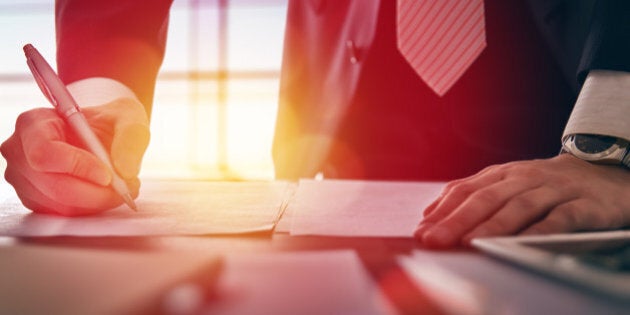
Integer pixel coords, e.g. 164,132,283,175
111,122,150,179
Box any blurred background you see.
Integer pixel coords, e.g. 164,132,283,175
0,0,288,180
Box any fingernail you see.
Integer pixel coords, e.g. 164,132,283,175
414,223,433,239
422,226,454,247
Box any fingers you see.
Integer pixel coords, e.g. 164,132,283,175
1,106,144,216
520,198,624,235
17,109,112,185
84,98,150,180
462,185,577,244
3,134,140,215
422,166,496,217
420,170,501,224
5,167,108,216
417,177,540,248
7,155,140,215
23,136,112,186
415,166,505,239
7,167,140,216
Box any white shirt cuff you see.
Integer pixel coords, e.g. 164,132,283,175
563,70,630,141
66,77,138,108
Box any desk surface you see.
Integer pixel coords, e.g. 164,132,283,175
0,233,630,314
1,179,627,313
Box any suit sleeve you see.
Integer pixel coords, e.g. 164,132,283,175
55,0,173,116
563,0,630,140
577,0,630,82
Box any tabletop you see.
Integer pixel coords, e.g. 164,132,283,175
2,232,628,315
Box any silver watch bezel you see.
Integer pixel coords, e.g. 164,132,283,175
562,134,630,166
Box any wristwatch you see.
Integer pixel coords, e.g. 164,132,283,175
561,134,630,167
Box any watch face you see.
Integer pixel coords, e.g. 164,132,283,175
574,134,617,153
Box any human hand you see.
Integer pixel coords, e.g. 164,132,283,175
1,97,150,216
414,154,630,248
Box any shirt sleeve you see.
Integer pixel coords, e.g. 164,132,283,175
563,70,630,141
67,77,138,108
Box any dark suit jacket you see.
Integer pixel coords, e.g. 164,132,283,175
56,0,630,180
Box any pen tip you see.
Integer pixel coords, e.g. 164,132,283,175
122,194,138,212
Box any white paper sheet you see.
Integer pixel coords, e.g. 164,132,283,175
0,180,290,236
205,250,395,315
289,179,445,237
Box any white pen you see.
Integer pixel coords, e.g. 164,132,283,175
23,43,137,211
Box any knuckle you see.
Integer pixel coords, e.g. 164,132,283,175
4,169,13,186
449,182,475,197
485,163,506,174
15,108,49,129
15,110,35,129
444,179,463,192
0,138,11,158
499,160,522,172
25,146,49,171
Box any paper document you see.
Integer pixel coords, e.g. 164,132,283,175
289,179,445,237
0,180,290,236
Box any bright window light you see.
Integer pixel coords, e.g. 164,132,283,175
0,0,288,180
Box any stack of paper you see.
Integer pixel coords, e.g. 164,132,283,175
0,178,444,238
0,180,291,236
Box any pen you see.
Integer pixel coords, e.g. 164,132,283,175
23,43,137,211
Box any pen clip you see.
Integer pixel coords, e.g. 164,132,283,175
26,57,58,108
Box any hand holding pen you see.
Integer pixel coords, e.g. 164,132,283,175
0,44,150,215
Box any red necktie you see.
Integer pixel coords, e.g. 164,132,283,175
397,0,486,96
